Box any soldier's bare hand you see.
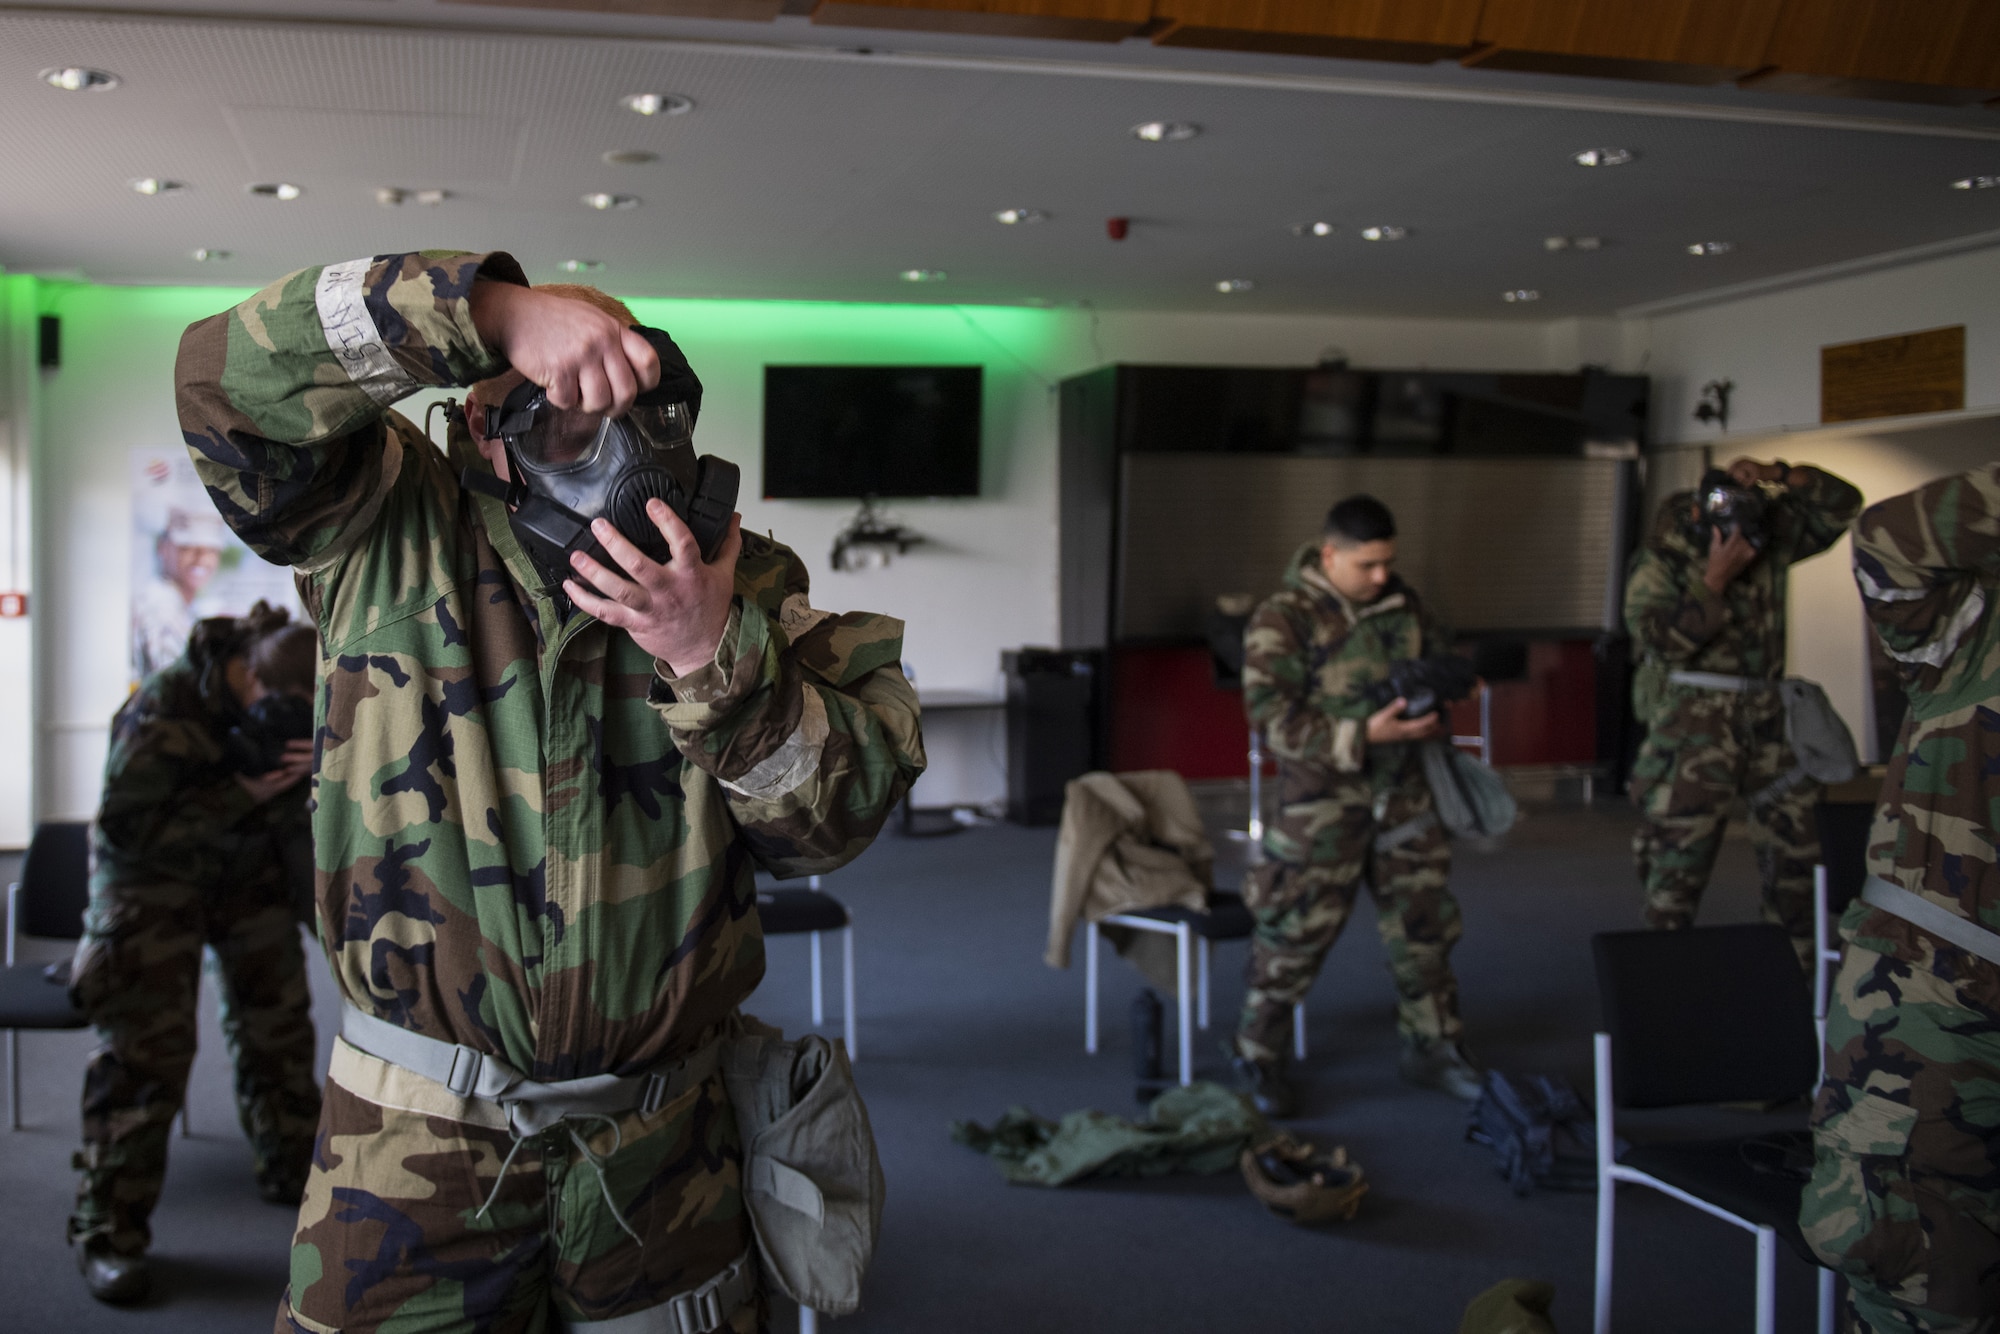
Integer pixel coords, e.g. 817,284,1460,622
1365,697,1443,745
1726,457,1787,488
470,281,659,417
563,501,743,677
1703,524,1759,593
235,738,314,804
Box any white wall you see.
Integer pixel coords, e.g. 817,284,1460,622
0,277,39,848
25,282,1554,826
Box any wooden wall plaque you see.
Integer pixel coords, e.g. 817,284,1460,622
1821,325,1966,423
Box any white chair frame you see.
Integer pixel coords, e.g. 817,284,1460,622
1592,1032,1834,1334
1812,865,1842,1095
796,875,857,1060
1083,915,1304,1087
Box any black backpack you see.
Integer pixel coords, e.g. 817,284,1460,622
1465,1071,1616,1196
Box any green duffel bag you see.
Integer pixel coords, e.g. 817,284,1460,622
1423,742,1519,841
721,1018,885,1317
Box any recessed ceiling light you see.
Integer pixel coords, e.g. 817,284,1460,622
1573,148,1633,168
129,178,186,196
603,150,659,166
900,268,946,283
1502,289,1540,303
247,182,303,201
40,66,118,92
994,208,1047,225
1132,121,1199,142
1215,279,1254,293
1544,236,1569,251
191,248,231,262
1288,221,1336,238
621,93,692,117
1359,225,1407,242
414,189,448,207
1545,235,1603,251
1951,175,1998,190
1687,240,1734,256
1574,236,1602,250
581,193,641,211
559,259,606,274
376,187,407,207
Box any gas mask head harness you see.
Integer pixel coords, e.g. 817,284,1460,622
456,324,739,589
1689,468,1771,552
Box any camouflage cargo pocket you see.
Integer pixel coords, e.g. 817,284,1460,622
1815,1088,1917,1158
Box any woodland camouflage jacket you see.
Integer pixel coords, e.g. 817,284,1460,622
1243,543,1450,786
175,250,924,1080
1846,464,2000,987
94,615,309,890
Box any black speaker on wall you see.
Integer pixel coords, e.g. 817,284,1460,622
38,315,59,369
1002,648,1103,826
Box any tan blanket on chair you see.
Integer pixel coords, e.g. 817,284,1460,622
1046,771,1212,994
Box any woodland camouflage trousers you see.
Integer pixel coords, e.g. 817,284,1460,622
1803,944,2000,1332
1234,767,1463,1066
1631,691,1820,967
278,1042,761,1334
68,873,320,1255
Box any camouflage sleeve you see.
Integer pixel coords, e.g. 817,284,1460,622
174,250,527,570
95,712,259,872
1781,465,1864,562
1852,463,2000,692
651,541,925,878
1623,544,1727,664
1244,598,1363,773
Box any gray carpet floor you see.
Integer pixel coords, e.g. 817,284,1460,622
0,800,1827,1332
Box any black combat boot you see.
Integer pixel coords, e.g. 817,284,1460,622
1398,1037,1483,1102
76,1240,150,1305
1230,1053,1300,1119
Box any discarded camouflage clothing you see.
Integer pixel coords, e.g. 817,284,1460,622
69,614,319,1257
175,251,924,1332
1625,466,1861,962
953,1081,1265,1186
1803,464,2000,1333
1234,543,1464,1064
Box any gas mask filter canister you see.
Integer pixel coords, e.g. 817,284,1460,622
1692,468,1770,551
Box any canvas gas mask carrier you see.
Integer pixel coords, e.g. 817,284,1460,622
455,325,739,590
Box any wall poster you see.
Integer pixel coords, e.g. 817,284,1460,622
130,447,304,684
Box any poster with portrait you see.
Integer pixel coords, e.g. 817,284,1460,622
129,447,303,684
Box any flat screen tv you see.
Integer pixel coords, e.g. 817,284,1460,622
762,365,982,499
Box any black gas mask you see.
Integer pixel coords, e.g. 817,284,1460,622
1691,468,1771,551
223,692,314,775
457,326,739,588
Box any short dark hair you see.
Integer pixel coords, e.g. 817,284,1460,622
1324,494,1396,546
243,602,318,697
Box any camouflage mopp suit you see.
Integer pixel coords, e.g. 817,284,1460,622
69,615,320,1258
1802,464,2000,1333
175,251,924,1332
1624,466,1862,964
1234,543,1463,1066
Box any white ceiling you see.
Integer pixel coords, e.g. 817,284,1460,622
3,1,1999,318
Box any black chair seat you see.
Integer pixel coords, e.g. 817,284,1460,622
1621,1136,1817,1265
0,963,87,1030
1108,891,1254,940
757,890,850,935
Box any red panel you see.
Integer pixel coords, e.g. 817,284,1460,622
1109,645,1250,778
1448,639,1597,766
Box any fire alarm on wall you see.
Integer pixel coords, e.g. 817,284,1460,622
0,592,26,618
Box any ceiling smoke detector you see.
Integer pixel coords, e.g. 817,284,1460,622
1545,235,1603,251
900,268,947,283
376,187,407,207
1573,148,1633,168
1289,221,1336,238
581,193,641,211
1132,121,1199,142
1502,289,1540,303
1215,279,1254,293
994,208,1047,225
192,248,231,262
1687,240,1734,256
559,259,605,273
603,150,659,166
1950,175,1997,190
247,182,303,201
1359,225,1407,241
621,93,692,117
129,178,186,196
41,66,118,92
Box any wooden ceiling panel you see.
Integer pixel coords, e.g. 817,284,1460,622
1153,0,1481,64
810,0,1148,42
438,0,785,17
1470,0,1786,85
1749,0,2000,105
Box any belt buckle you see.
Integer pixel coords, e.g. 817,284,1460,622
641,1071,669,1117
445,1046,482,1098
694,1286,724,1331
